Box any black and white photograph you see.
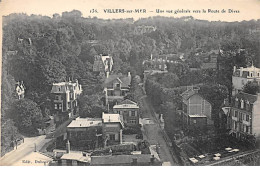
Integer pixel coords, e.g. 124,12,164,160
0,0,260,166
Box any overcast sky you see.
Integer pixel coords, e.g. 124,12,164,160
0,0,259,21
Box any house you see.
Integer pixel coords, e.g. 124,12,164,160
179,86,213,130
50,79,83,125
67,117,103,149
221,92,260,143
15,81,25,100
93,54,113,73
102,113,124,146
56,141,91,166
103,72,131,106
134,25,156,35
232,65,260,95
113,99,140,126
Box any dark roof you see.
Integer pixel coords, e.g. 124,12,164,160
234,92,258,104
104,74,131,88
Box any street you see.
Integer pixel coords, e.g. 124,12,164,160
140,95,177,165
0,136,51,166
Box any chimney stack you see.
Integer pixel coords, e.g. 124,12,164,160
66,140,70,153
240,67,243,77
233,66,236,73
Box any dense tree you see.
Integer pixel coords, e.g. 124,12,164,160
243,81,260,95
8,99,43,134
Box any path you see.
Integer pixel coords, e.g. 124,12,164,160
0,135,51,166
140,96,177,165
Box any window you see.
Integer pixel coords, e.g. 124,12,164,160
193,120,197,124
70,93,73,99
58,87,61,91
59,104,62,110
130,120,136,124
246,115,250,122
131,111,136,117
116,83,120,88
109,134,115,141
54,104,57,109
239,112,243,121
246,126,249,133
117,111,120,114
234,110,238,117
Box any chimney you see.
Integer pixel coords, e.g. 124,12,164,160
128,72,131,77
66,140,70,153
233,66,236,73
240,67,243,77
106,72,109,78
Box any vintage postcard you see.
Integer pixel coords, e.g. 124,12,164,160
0,0,260,166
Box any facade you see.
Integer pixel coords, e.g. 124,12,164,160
232,65,260,95
15,81,25,100
221,92,260,142
50,80,83,124
134,25,156,35
103,72,131,105
93,54,113,73
113,99,140,126
67,117,103,149
179,86,213,130
102,113,124,146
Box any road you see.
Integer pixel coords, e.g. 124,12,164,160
0,135,51,166
140,96,177,165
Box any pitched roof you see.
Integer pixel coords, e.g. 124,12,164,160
113,99,139,109
61,151,91,163
104,74,131,88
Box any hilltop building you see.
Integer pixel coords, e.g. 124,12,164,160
232,65,260,95
93,54,113,74
50,79,83,125
134,25,156,35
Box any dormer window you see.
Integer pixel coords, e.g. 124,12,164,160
240,99,244,109
58,87,61,91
